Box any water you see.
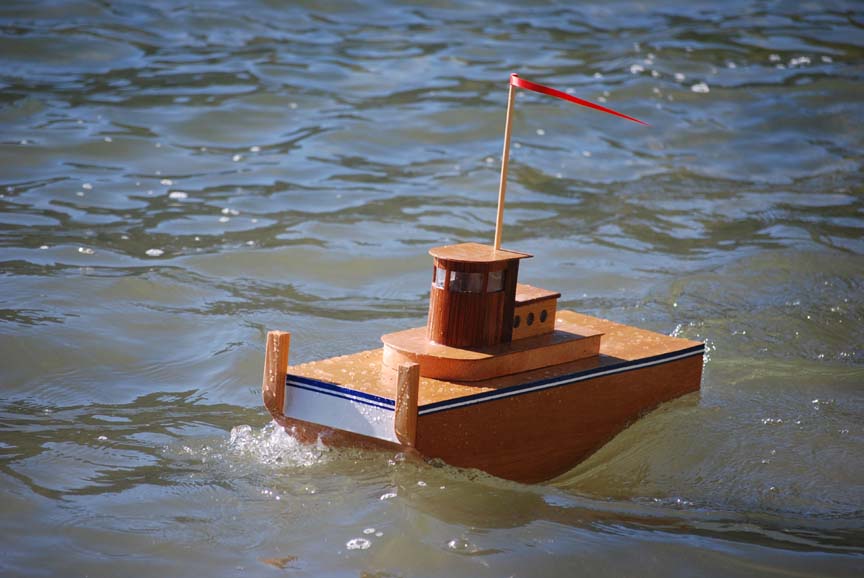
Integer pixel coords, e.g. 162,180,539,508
1,0,862,575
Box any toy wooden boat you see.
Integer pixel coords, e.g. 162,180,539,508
263,243,703,483
261,75,704,483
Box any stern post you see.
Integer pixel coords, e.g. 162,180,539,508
262,331,291,418
394,362,420,447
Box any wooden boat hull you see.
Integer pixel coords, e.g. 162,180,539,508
263,310,703,484
412,347,702,483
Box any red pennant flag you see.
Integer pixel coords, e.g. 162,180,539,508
509,73,648,126
494,73,646,249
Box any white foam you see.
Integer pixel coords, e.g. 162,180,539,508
227,422,329,468
346,538,370,550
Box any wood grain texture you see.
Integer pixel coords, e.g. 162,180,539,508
512,296,557,340
294,310,702,406
414,353,703,483
427,284,506,347
429,243,530,264
494,80,516,250
394,362,420,446
426,246,525,347
500,260,519,343
262,331,290,418
271,309,705,483
514,284,561,304
384,322,602,381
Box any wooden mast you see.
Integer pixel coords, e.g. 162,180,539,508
494,74,517,251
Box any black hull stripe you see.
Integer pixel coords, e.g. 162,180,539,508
285,344,704,416
418,344,705,415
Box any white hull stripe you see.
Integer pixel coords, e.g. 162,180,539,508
286,374,395,411
417,344,705,415
283,379,398,443
285,344,704,417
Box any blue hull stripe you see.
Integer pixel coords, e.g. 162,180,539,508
418,344,705,415
286,374,395,411
286,344,704,416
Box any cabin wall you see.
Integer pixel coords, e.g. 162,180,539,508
499,260,519,343
427,286,506,347
426,258,520,348
512,295,558,340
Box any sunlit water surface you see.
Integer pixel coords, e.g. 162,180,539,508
1,0,862,576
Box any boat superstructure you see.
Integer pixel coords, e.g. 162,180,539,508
262,242,703,483
261,74,703,483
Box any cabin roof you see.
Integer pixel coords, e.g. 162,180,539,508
515,284,561,305
428,242,532,264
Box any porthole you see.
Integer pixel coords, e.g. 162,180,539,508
527,312,535,326
540,309,548,323
513,315,521,329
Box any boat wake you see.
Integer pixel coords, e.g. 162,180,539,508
226,421,330,468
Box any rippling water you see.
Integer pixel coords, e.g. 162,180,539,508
1,0,862,576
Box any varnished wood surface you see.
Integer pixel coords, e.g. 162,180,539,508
383,321,602,381
429,242,531,264
494,80,516,250
262,331,290,419
414,353,703,483
394,363,420,447
514,283,561,305
271,311,704,482
512,299,557,340
427,259,520,345
290,310,701,407
500,260,519,343
427,284,506,347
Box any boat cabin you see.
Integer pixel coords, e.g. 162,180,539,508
426,242,559,347
381,242,585,383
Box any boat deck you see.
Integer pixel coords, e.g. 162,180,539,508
287,310,703,409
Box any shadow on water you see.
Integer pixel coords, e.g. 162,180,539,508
397,464,864,556
2,394,861,558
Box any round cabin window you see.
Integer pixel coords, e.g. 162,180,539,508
527,312,535,326
540,309,548,323
513,315,521,329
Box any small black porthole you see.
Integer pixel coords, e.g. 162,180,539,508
540,309,548,323
527,312,535,326
513,315,521,329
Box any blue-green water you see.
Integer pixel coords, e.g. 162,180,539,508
1,1,862,576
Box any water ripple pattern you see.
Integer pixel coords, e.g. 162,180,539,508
0,1,862,577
